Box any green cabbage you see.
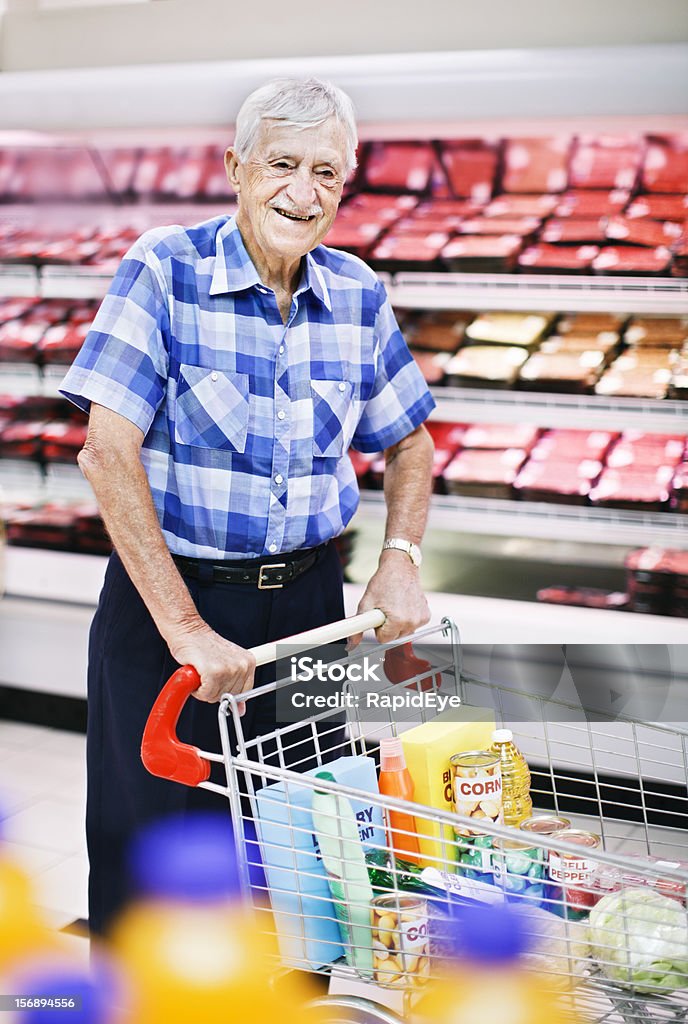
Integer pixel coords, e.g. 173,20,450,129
589,887,688,993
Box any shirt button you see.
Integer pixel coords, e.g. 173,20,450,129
279,345,285,354
338,382,346,392
275,474,283,485
268,543,277,553
211,372,218,382
277,410,286,421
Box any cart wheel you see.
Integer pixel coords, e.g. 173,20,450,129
306,995,405,1024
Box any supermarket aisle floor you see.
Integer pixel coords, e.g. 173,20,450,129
0,719,89,961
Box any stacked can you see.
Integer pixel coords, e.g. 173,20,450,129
519,815,572,914
491,838,546,907
370,894,430,988
450,751,503,881
546,829,602,920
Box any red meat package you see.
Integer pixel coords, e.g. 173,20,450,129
484,194,558,219
502,137,570,194
38,322,90,365
529,430,618,463
0,321,44,363
605,217,683,249
554,189,630,218
323,219,382,258
441,234,522,272
5,503,76,550
462,423,540,451
570,136,644,191
626,195,688,221
345,192,418,221
606,437,686,470
458,216,540,237
541,219,607,244
444,447,527,498
592,246,673,275
642,139,688,193
589,466,674,510
518,244,599,273
0,420,46,459
97,148,140,197
513,458,603,504
0,297,39,325
371,231,450,271
439,141,497,203
41,421,89,462
363,142,438,193
425,420,466,451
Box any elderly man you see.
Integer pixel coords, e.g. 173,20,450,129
61,77,435,936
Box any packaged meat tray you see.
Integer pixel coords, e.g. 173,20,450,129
40,421,89,463
518,244,600,273
370,231,450,272
440,234,522,272
0,297,39,325
605,217,684,249
670,358,688,398
557,312,627,335
457,216,540,237
407,310,471,352
626,194,688,221
671,239,688,278
443,345,529,388
0,321,44,363
540,219,608,244
5,504,76,551
607,433,686,470
625,316,688,347
323,220,382,258
589,467,674,511
594,853,688,901
595,367,672,400
592,246,673,276
517,350,605,392
484,194,558,218
0,420,46,459
536,586,629,610
439,141,497,203
529,429,617,463
539,333,620,359
443,447,527,498
463,312,552,348
38,322,90,365
410,349,450,384
461,423,540,451
425,420,466,451
362,142,438,193
554,189,630,218
642,139,688,193
431,447,459,494
345,192,418,221
400,199,477,231
625,546,688,582
513,459,602,504
501,137,570,194
570,136,644,191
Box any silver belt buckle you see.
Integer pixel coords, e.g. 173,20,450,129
258,562,286,590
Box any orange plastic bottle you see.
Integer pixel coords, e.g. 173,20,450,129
378,737,422,865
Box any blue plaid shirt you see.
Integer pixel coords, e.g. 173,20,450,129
60,215,434,560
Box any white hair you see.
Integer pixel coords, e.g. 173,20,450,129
233,77,358,176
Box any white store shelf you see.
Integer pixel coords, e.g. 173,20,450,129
390,272,688,314
0,265,39,298
430,387,688,432
40,264,117,301
358,491,688,547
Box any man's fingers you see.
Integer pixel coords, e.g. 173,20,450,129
347,631,363,650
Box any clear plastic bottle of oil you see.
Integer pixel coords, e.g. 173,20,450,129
490,729,533,827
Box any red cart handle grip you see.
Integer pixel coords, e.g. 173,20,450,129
141,664,211,787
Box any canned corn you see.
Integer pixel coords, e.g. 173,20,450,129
370,894,430,989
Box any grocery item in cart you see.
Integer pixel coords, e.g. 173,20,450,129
546,829,602,920
370,893,430,988
489,729,533,826
378,738,421,865
451,750,504,883
594,852,688,904
400,711,496,868
255,755,383,968
312,771,374,976
491,838,546,907
588,887,688,993
520,814,571,837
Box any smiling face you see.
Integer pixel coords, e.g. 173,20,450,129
225,116,347,279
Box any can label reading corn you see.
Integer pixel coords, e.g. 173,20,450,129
450,751,503,837
370,895,430,989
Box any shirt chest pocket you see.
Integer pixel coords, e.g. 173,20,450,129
175,364,249,453
311,379,357,458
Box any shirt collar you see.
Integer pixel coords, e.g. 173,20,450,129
210,215,331,311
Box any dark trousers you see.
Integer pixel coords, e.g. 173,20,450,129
86,541,345,937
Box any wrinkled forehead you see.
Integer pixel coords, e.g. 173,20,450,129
250,116,348,169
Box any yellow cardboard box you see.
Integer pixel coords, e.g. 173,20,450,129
401,708,495,869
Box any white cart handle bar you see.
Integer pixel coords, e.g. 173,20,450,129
140,609,386,787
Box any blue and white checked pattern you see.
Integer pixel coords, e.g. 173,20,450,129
60,215,435,559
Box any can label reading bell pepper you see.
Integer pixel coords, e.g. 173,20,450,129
547,829,601,919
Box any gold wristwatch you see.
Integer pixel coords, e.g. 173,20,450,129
382,538,422,567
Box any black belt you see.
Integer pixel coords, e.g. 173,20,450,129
172,544,326,589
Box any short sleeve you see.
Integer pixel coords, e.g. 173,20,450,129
59,235,169,434
351,282,435,452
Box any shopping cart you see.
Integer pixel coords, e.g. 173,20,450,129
142,614,688,1024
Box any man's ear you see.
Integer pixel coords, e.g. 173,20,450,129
224,148,241,194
